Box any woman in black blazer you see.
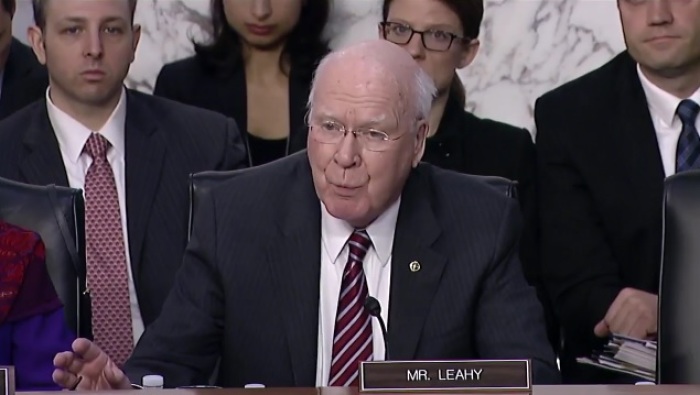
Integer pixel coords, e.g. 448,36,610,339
380,0,556,353
154,0,329,166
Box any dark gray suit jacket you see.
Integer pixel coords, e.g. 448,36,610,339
125,151,559,387
0,38,48,120
0,90,247,331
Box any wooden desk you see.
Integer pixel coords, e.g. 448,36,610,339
20,386,700,395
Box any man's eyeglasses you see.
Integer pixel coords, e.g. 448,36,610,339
380,21,467,52
310,120,404,152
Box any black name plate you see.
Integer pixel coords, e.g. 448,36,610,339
0,366,15,395
360,360,531,392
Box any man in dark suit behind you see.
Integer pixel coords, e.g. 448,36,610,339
0,0,48,119
0,0,246,367
52,39,559,390
536,0,700,384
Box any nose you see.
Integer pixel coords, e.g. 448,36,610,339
251,0,272,20
404,31,426,60
84,27,103,59
647,0,673,26
333,131,362,168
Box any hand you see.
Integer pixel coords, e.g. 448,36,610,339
53,338,132,390
594,288,658,339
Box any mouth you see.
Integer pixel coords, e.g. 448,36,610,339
80,70,106,82
645,35,681,43
246,24,274,36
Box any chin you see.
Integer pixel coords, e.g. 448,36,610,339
324,199,372,227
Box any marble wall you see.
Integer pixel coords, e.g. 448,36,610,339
12,0,628,132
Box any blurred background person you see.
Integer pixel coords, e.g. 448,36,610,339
536,0,700,383
0,0,47,119
154,0,329,166
378,0,555,355
0,221,74,391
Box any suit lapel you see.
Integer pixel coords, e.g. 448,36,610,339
613,52,665,196
124,91,165,277
266,156,320,385
19,101,70,187
387,167,446,360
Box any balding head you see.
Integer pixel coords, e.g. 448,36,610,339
308,39,435,125
306,39,436,229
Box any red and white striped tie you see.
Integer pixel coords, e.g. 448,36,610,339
328,230,374,386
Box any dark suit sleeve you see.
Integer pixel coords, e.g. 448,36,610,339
124,192,223,387
535,98,622,349
475,198,560,384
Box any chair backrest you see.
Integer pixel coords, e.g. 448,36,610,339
657,169,700,384
0,176,88,337
188,169,518,239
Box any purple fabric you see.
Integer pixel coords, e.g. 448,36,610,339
5,239,62,323
0,306,75,391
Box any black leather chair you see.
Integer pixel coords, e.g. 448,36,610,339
658,169,700,384
0,176,88,338
188,168,517,238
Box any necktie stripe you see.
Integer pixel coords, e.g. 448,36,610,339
676,100,700,173
333,324,372,381
329,230,374,387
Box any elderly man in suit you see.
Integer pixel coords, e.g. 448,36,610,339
52,39,559,390
0,0,246,368
536,0,700,384
0,0,48,119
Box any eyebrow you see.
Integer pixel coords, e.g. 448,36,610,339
60,16,128,24
387,19,461,33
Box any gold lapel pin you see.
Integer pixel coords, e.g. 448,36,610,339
409,261,421,272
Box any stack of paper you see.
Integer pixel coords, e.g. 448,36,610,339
576,334,656,381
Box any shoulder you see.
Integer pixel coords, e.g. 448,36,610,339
536,51,634,112
463,112,532,146
0,100,43,140
157,55,205,79
416,163,514,210
127,89,233,130
211,152,307,199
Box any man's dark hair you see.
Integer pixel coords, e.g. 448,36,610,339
193,0,330,81
382,0,484,107
1,0,16,16
32,0,138,29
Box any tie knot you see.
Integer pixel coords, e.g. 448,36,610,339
83,133,111,159
348,230,371,262
677,99,700,126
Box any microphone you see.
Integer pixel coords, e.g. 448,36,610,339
364,296,390,361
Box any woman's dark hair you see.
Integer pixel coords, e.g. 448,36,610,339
382,0,484,107
194,0,330,81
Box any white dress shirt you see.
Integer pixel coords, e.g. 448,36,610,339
637,65,700,177
46,87,145,345
315,197,401,386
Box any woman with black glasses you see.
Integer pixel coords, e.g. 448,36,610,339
380,0,557,356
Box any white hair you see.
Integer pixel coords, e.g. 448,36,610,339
307,52,437,129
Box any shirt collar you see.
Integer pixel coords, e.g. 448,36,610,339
637,64,700,128
321,196,401,267
47,86,127,163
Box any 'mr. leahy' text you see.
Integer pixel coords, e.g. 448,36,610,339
407,368,483,382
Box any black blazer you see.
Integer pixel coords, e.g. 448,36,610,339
153,56,311,166
535,51,662,383
0,90,247,330
0,38,48,120
124,151,560,387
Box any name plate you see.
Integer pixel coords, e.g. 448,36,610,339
360,360,531,392
0,366,15,395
